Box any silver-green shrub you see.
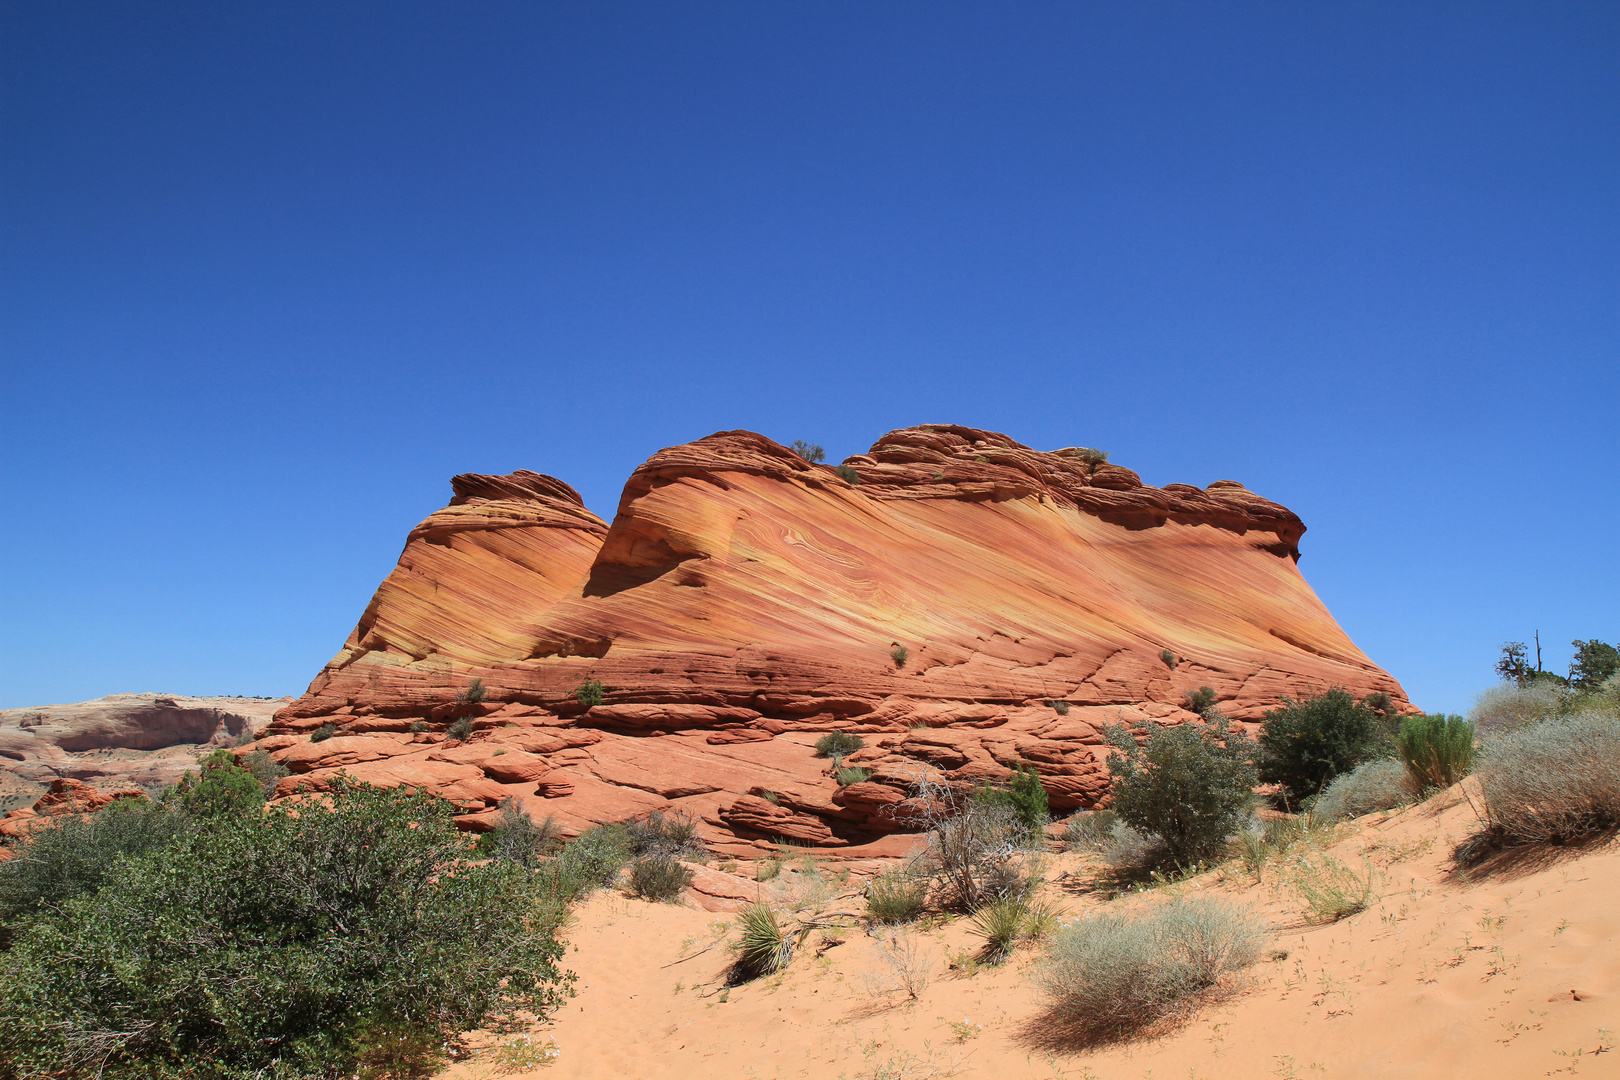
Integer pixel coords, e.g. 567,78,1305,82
1474,710,1620,844
1313,759,1419,820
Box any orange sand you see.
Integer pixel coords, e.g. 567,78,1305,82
449,788,1618,1079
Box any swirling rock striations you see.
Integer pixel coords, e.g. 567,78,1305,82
264,425,1409,855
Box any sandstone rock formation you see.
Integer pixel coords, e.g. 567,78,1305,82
0,693,287,793
264,425,1409,854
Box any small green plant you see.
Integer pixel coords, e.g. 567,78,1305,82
891,645,910,667
761,790,782,804
407,720,428,733
486,1034,560,1071
474,799,561,867
968,897,1033,964
1062,808,1118,847
731,903,792,980
834,464,860,484
813,731,866,760
574,678,605,708
445,716,475,742
1049,699,1071,715
625,809,706,859
1105,716,1256,869
1184,686,1217,712
1072,447,1108,466
972,764,1050,843
1160,649,1178,669
865,869,927,924
836,766,872,786
1034,898,1261,1042
755,857,782,882
1289,854,1375,923
789,439,826,463
629,854,694,901
310,723,338,743
457,678,487,705
1395,713,1476,789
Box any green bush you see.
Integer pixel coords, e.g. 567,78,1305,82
1395,713,1476,789
834,464,860,484
731,903,792,980
813,732,865,760
1159,649,1178,669
170,750,266,818
309,722,338,743
241,748,290,800
1104,718,1256,869
1569,639,1620,692
1257,688,1388,804
552,823,632,893
445,716,475,742
968,897,1034,964
474,799,561,867
0,799,186,931
1183,686,1217,713
457,678,487,705
0,778,571,1079
1061,809,1118,848
1312,759,1419,820
1034,898,1260,1043
625,810,705,860
574,678,606,708
408,720,429,733
973,764,1049,842
865,869,927,924
1471,711,1620,846
629,854,694,901
789,439,826,463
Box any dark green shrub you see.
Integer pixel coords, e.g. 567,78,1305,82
171,750,266,819
813,732,866,760
629,854,694,901
0,799,186,931
574,678,605,708
0,779,571,1079
1159,649,1177,669
1257,688,1388,805
835,766,872,786
834,464,860,484
891,645,909,667
1395,713,1476,789
625,810,705,859
865,869,927,924
457,677,487,705
310,722,338,743
445,716,475,742
973,764,1049,842
408,720,428,733
1569,639,1620,692
1105,717,1256,868
241,747,291,800
1183,686,1217,713
1035,899,1260,1042
474,799,561,867
789,440,825,463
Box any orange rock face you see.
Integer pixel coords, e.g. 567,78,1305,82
266,425,1409,853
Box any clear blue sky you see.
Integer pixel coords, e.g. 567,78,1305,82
2,2,1614,714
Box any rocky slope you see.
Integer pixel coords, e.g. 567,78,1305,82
0,693,287,793
263,425,1409,851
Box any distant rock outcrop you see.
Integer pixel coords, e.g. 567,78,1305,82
263,425,1409,855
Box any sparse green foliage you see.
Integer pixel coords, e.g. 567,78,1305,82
1159,649,1178,669
1289,854,1375,922
1496,641,1533,686
573,678,606,708
1183,686,1217,713
630,854,694,901
731,903,792,980
1257,688,1388,805
552,823,632,892
1471,711,1620,846
445,715,475,742
241,747,291,800
310,722,338,743
1071,447,1108,467
457,678,487,705
1312,759,1419,820
408,720,428,733
813,731,866,760
891,645,910,667
1105,717,1256,869
789,440,826,463
1395,713,1476,789
1049,699,1071,715
0,778,572,1079
755,857,782,881
474,798,561,867
1034,899,1261,1042
625,809,705,860
1061,808,1118,848
834,464,860,484
969,897,1035,964
836,766,872,786
865,869,927,924
972,764,1050,842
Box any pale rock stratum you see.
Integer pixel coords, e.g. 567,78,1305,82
263,425,1409,853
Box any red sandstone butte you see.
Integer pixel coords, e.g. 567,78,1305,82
264,425,1409,854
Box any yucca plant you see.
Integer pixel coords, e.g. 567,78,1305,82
1396,713,1475,790
731,903,793,980
969,898,1030,964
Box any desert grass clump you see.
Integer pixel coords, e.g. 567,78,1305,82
836,766,873,786
1049,699,1071,715
309,722,338,743
813,731,866,760
1313,759,1420,821
407,720,428,733
1104,716,1256,869
475,798,561,868
1034,898,1261,1043
1470,710,1620,846
863,931,934,1000
549,823,632,896
1159,649,1178,669
625,809,705,860
629,853,694,901
968,898,1033,964
1288,853,1375,923
731,902,792,980
865,868,928,924
1395,713,1476,789
445,715,475,742
891,645,910,668
1062,808,1118,849
1468,681,1570,734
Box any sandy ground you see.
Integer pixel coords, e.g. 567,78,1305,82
447,788,1619,1080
